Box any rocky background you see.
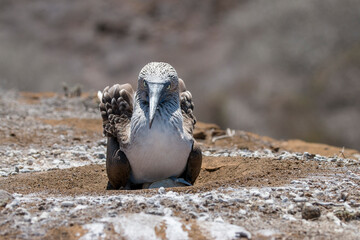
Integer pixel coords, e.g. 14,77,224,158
0,0,359,149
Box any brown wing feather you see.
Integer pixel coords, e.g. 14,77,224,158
99,83,134,147
179,79,196,136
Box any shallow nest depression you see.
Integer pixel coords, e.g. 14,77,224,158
1,155,329,196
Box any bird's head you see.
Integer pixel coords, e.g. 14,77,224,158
137,62,180,129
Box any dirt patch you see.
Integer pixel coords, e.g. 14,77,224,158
19,92,57,104
41,118,103,135
279,139,358,158
198,156,326,187
43,225,87,240
0,156,331,196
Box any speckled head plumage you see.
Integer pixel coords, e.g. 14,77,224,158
136,62,181,128
138,62,179,88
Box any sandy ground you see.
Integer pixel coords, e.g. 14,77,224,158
0,90,360,239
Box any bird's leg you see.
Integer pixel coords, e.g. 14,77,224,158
182,142,202,185
106,136,131,190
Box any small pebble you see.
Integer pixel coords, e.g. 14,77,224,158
260,192,270,200
214,216,224,223
293,197,308,202
15,207,30,216
302,203,321,220
282,214,297,221
39,212,49,220
158,187,165,194
0,190,14,207
236,231,251,239
96,153,106,159
250,190,260,197
61,201,75,208
189,212,199,219
239,209,247,215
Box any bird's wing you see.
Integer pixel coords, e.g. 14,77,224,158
179,79,196,136
99,83,134,147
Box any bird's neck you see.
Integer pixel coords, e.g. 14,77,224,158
130,96,183,136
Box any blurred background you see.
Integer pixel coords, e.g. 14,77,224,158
0,0,359,149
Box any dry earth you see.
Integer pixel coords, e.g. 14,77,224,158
0,90,360,239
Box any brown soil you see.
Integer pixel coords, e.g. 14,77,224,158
0,156,331,196
19,92,57,104
41,118,103,135
42,225,87,240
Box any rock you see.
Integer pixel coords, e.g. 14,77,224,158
53,149,62,156
293,197,308,202
189,211,199,219
95,152,106,159
97,139,107,146
15,207,30,216
282,214,297,221
39,212,49,220
28,148,38,155
235,231,251,239
302,203,321,220
0,190,14,207
27,159,34,165
260,192,271,200
239,209,247,215
214,216,224,223
326,212,342,226
339,192,349,201
290,180,302,184
250,189,261,196
198,213,210,221
61,201,75,208
158,187,166,194
287,204,297,215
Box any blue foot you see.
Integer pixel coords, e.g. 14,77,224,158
169,177,192,186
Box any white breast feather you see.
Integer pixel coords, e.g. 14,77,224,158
125,114,192,184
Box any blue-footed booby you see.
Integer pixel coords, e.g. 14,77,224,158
99,62,202,189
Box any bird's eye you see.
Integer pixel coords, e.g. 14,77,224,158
167,83,171,90
143,81,147,87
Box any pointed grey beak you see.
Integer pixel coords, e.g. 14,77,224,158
148,83,165,129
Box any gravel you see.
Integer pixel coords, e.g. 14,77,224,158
302,203,321,220
0,190,14,207
1,171,360,239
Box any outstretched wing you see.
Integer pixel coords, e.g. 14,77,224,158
99,83,134,147
179,79,196,136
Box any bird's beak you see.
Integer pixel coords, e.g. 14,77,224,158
148,83,164,129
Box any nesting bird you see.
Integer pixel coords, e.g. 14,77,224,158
99,62,202,189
